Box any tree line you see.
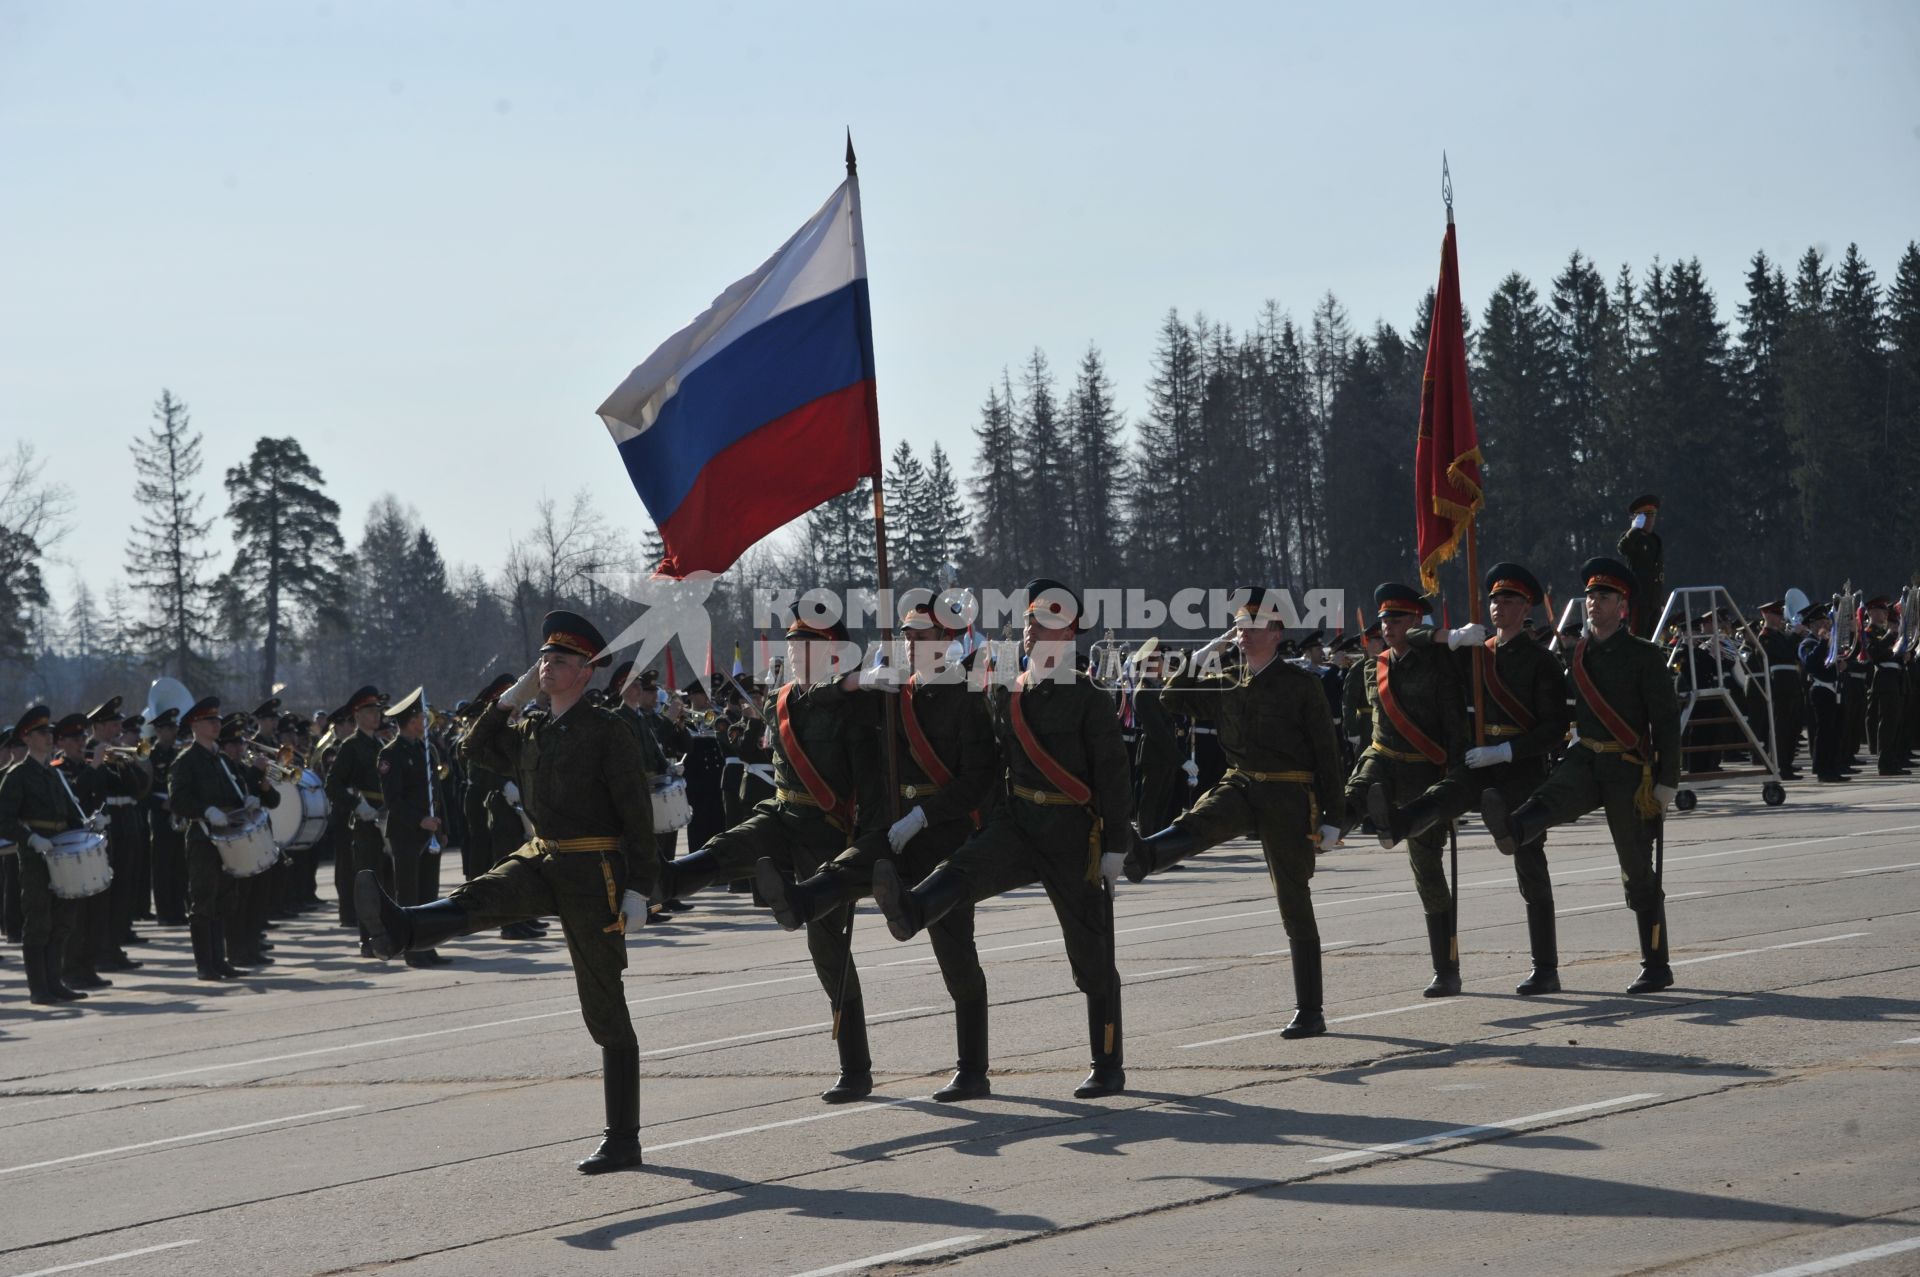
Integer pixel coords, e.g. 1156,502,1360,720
3,239,1916,714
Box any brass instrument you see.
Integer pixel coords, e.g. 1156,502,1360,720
1830,580,1861,666
244,744,304,783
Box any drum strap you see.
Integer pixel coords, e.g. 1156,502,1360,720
52,768,87,823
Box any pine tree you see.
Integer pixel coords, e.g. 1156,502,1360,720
1886,243,1920,573
1547,252,1617,582
883,439,926,588
919,444,968,587
1015,349,1069,575
1733,251,1798,586
1132,310,1205,595
1474,272,1563,572
220,436,345,695
0,444,63,673
966,380,1022,585
125,389,219,684
1066,345,1125,585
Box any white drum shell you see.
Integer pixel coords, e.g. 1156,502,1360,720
270,770,330,851
46,829,113,899
213,811,280,878
650,777,693,831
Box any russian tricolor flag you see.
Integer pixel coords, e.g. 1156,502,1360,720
598,170,880,578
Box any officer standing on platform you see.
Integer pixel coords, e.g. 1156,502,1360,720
1484,557,1683,994
1618,494,1665,638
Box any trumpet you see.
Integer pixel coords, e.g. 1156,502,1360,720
244,744,304,783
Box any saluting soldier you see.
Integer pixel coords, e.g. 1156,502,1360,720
757,594,1002,1102
1484,557,1683,994
325,686,388,954
0,707,91,1003
872,578,1134,1100
379,689,452,968
1367,564,1572,995
650,606,888,1102
1123,587,1346,1038
1618,494,1665,638
1347,583,1476,997
1754,601,1807,780
358,610,656,1173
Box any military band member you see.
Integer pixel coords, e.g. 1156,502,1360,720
0,727,23,949
758,595,1001,1101
1618,494,1665,638
379,689,452,968
1862,596,1909,776
358,610,656,1173
1484,557,1683,994
458,674,518,886
166,698,246,980
1754,601,1806,780
325,686,388,953
681,680,728,852
56,712,124,991
1369,564,1572,994
1799,606,1846,783
1348,583,1474,996
146,708,187,925
218,715,282,969
652,607,887,1101
872,578,1134,1099
0,707,90,1003
1123,588,1346,1038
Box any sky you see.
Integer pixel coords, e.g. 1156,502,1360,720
3,0,1917,616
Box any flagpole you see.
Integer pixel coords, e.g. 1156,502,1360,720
1446,154,1478,976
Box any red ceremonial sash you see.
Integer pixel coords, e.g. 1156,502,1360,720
1376,652,1448,766
1571,638,1646,755
775,685,853,829
1008,675,1093,806
1481,638,1537,732
904,677,982,830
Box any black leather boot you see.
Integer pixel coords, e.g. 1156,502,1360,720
1074,991,1125,1098
576,1046,643,1173
1423,911,1461,997
1515,901,1561,995
1124,824,1211,884
757,859,861,933
932,999,991,1102
24,942,56,1004
1482,789,1553,857
190,920,229,981
1626,904,1674,994
1280,941,1326,1038
820,1001,874,1103
872,860,972,943
46,943,87,1001
654,848,726,904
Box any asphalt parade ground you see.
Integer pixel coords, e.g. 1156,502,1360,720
3,777,1918,1277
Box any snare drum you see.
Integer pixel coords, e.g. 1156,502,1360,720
46,830,113,899
212,810,280,878
650,776,693,831
269,769,330,851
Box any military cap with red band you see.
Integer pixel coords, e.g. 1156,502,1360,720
1482,561,1543,606
1578,556,1637,599
1023,577,1083,631
1373,582,1426,618
181,696,223,727
539,609,609,664
783,604,851,643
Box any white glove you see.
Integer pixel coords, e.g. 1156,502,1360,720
1446,623,1489,650
888,805,928,852
497,664,541,712
1182,757,1200,783
502,780,521,805
354,798,376,821
1465,743,1513,769
1099,851,1126,889
27,833,53,855
203,805,229,828
87,811,111,832
243,794,262,812
1317,824,1343,849
621,890,648,932
1654,784,1679,811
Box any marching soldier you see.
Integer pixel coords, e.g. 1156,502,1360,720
1484,557,1683,994
1863,596,1909,776
1123,587,1346,1038
325,685,388,954
1367,564,1572,994
380,689,452,968
0,707,90,1003
757,595,1002,1101
1347,583,1475,996
1618,494,1665,638
650,607,887,1101
871,578,1134,1099
357,610,656,1173
167,697,247,981
1755,601,1807,780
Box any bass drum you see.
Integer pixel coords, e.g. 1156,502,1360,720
270,769,330,851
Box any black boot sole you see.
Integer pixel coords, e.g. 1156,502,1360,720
756,859,804,932
1626,968,1675,994
1515,970,1561,995
354,871,402,960
870,860,916,942
1073,1070,1126,1099
1423,974,1462,997
576,1141,643,1174
1481,788,1518,855
1367,785,1400,850
821,1074,875,1104
1279,1013,1327,1039
931,1072,992,1103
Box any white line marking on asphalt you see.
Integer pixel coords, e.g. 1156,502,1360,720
1309,1093,1660,1163
1844,862,1920,875
1670,932,1870,967
0,1106,361,1176
1854,823,1920,836
1744,1234,1920,1277
1179,1001,1442,1048
650,1095,935,1152
1897,1036,1920,1045
639,1008,940,1058
10,1240,201,1277
1253,941,1359,957
787,1235,985,1277
1558,891,1705,916
1130,966,1205,979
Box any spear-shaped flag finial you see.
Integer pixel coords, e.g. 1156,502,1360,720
845,128,857,177
1441,151,1454,225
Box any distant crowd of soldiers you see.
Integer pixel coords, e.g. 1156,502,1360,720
5,492,1915,1173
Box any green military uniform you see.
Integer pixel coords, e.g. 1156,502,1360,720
146,718,187,924
1618,495,1665,638
166,705,249,979
0,710,87,1003
1125,608,1345,1037
1486,557,1683,994
1341,647,1373,760
1755,609,1806,779
218,737,282,969
62,741,141,987
325,692,389,948
379,693,450,966
1862,608,1907,775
